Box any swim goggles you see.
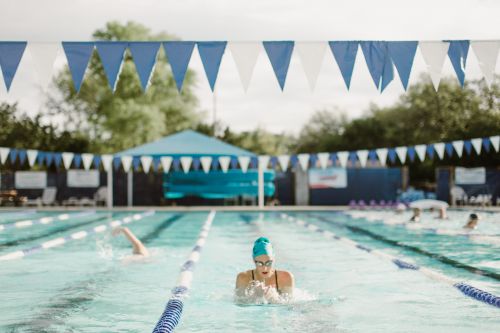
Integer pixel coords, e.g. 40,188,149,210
254,260,274,267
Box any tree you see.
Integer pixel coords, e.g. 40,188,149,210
46,21,200,153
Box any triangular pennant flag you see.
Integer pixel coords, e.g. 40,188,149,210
448,40,470,87
258,155,270,169
375,148,388,166
387,149,397,164
197,42,227,91
452,140,464,158
229,42,261,91
53,153,62,169
426,145,435,160
218,156,231,173
357,150,369,167
28,42,60,89
445,143,454,157
238,156,251,173
128,42,160,91
62,152,74,169
18,150,27,165
140,156,153,173
490,135,499,152
0,42,27,91
81,153,94,170
329,41,358,89
482,138,491,153
337,151,349,168
0,147,9,164
434,143,445,160
101,154,113,172
180,156,192,173
73,154,82,168
153,157,161,172
277,155,290,171
471,41,500,87
263,41,294,90
121,155,133,172
44,152,52,167
200,156,212,173
211,158,219,170
191,157,200,170
395,146,407,164
95,42,127,91
113,157,121,170
163,41,195,92
407,147,416,162
93,155,102,169
464,140,472,155
26,149,38,167
297,154,310,171
160,156,173,173
317,153,329,169
419,41,450,91
387,41,418,90
133,157,141,171
471,138,482,155
62,42,95,92
360,41,394,92
295,42,327,90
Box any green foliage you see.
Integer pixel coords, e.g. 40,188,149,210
46,21,200,153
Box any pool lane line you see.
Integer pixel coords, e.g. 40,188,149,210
0,211,155,261
0,211,96,232
0,209,37,223
313,214,500,281
152,210,216,333
280,213,500,309
140,214,183,244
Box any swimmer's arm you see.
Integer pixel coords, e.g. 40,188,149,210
114,227,149,256
235,272,250,297
279,271,295,296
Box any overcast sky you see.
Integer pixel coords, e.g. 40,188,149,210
0,0,499,134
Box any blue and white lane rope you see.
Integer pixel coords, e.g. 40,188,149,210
152,210,216,333
0,211,96,232
0,211,155,261
280,213,500,308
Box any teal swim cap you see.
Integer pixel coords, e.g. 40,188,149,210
252,237,274,258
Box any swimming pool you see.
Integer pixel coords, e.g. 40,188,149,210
1,209,499,332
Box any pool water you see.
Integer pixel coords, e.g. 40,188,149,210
0,210,499,332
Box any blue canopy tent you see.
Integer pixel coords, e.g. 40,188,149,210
116,130,275,205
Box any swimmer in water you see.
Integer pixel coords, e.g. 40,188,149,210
235,237,294,303
409,207,421,222
463,213,479,230
112,226,149,257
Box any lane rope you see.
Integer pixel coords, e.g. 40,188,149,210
0,211,96,232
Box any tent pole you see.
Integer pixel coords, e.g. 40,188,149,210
127,170,133,207
107,168,113,209
258,158,264,208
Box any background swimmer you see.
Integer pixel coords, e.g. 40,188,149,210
112,226,149,257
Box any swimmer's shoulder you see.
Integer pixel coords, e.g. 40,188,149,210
277,270,294,287
236,270,253,286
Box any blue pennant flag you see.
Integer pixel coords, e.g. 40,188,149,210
348,152,358,164
172,157,181,171
9,149,18,164
192,157,201,170
45,153,54,167
447,40,469,87
54,153,62,169
73,154,82,168
37,151,46,166
329,41,359,90
387,41,418,90
263,41,294,90
211,158,219,170
464,140,472,155
93,155,102,169
388,149,397,163
95,42,128,91
445,143,454,157
163,41,195,92
361,41,394,92
62,42,95,92
290,155,299,168
309,154,318,167
482,138,491,153
407,147,416,162
18,150,27,165
330,153,337,165
197,42,227,91
0,42,27,91
270,157,278,169
113,157,122,170
133,157,141,171
152,158,160,172
426,144,435,159
250,157,258,169
230,157,238,170
128,42,160,91
368,150,378,163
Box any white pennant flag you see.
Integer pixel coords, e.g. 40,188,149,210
297,154,310,171
81,153,94,170
218,156,231,173
471,138,482,155
337,151,349,168
317,153,329,169
295,42,327,90
433,143,445,160
238,156,251,173
277,155,290,171
101,154,113,172
229,42,261,91
375,148,388,166
258,155,270,170
62,152,74,169
141,156,153,173
160,156,173,173
26,149,38,167
200,156,212,173
490,135,499,152
395,147,407,164
471,41,500,87
0,147,10,164
356,150,369,167
121,156,133,172
419,41,450,91
28,42,60,89
415,144,427,161
180,156,192,173
452,140,464,158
